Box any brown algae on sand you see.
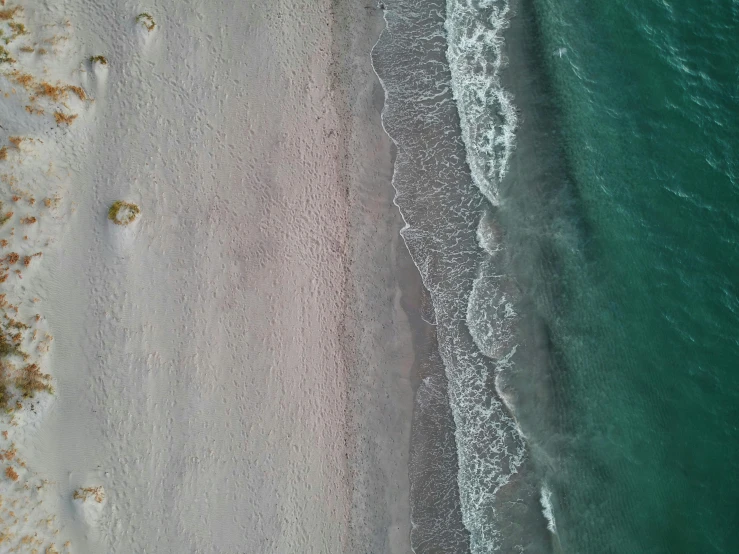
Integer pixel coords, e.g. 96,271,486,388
0,349,53,411
0,7,21,21
0,45,14,64
8,21,27,38
53,111,77,126
0,295,54,409
89,55,107,65
108,200,141,225
136,13,156,32
0,5,87,415
73,486,105,503
0,7,85,550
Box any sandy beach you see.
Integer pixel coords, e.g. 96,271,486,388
0,0,416,552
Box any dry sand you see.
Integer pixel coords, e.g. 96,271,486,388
0,0,416,552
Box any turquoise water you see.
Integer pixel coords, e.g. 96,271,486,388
533,0,739,551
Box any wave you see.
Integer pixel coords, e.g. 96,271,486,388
445,0,518,206
466,261,518,362
446,1,533,552
371,0,549,552
540,485,558,534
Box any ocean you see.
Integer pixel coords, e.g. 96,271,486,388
373,0,739,552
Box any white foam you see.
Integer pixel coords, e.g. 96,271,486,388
540,484,558,534
476,213,503,256
466,267,517,361
444,2,532,552
372,3,529,552
445,0,518,207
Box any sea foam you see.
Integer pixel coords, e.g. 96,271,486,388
540,484,558,534
372,0,533,552
445,0,518,206
445,1,529,552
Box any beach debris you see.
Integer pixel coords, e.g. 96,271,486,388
0,7,27,64
8,70,33,89
89,54,107,65
32,82,87,102
136,12,156,32
0,443,16,460
15,363,52,399
23,253,41,266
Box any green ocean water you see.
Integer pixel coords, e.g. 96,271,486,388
533,0,739,552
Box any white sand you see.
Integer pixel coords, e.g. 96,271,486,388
0,0,415,552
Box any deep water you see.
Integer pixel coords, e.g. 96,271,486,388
528,0,739,552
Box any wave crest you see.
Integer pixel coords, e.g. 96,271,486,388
445,0,517,206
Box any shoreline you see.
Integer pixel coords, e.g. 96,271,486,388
368,5,474,553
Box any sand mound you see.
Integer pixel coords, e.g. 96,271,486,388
72,486,106,528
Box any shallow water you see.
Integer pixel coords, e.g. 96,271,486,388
373,0,550,551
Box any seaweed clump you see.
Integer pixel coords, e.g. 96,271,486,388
0,45,13,64
15,363,52,399
0,7,21,21
0,295,54,409
8,21,27,38
0,333,51,410
108,200,140,225
0,352,53,410
53,111,77,126
136,13,156,32
73,486,105,503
